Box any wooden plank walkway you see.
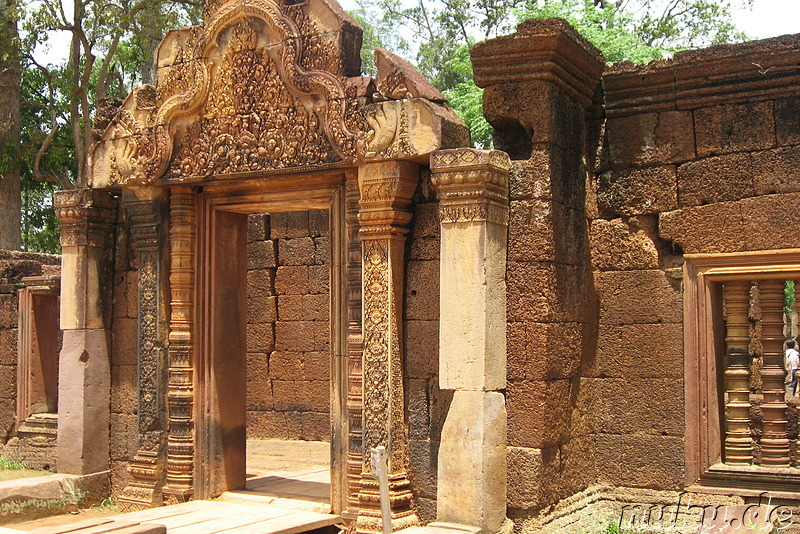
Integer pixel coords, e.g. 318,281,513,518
110,499,340,534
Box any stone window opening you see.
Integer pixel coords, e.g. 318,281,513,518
685,251,800,495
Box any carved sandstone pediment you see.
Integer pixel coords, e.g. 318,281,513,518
89,0,469,188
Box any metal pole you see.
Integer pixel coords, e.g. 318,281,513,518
370,446,391,534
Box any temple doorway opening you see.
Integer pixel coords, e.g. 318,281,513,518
243,210,332,505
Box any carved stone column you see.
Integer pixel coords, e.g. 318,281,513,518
758,280,790,466
722,281,752,464
430,149,512,534
118,187,170,511
163,187,196,504
356,161,420,534
54,188,116,475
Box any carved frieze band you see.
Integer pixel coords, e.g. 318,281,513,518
119,191,169,511
163,187,196,504
430,148,511,225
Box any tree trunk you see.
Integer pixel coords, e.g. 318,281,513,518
0,0,21,250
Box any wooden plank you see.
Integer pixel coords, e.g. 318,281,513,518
27,518,117,533
161,509,297,534
215,512,340,534
142,504,292,532
111,501,216,523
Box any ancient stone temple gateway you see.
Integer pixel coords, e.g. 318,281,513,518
1,0,800,531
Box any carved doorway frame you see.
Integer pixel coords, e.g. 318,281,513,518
188,170,354,513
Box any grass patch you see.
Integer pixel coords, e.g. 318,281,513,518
0,456,28,470
93,497,118,513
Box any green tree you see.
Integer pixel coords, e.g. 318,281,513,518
352,0,753,148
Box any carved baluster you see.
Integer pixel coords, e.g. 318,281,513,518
759,280,791,466
118,188,170,511
163,187,196,503
355,161,420,534
345,175,364,521
723,281,753,464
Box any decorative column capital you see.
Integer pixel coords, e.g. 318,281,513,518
123,187,168,255
431,148,511,225
357,160,418,236
55,189,116,248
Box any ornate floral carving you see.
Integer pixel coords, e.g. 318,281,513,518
365,101,411,160
430,148,511,225
138,0,364,183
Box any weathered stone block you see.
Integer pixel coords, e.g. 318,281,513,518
407,379,431,441
598,166,678,216
595,434,684,490
776,96,800,146
109,413,137,461
411,202,440,239
0,365,15,400
607,110,695,169
274,265,309,295
507,446,561,510
587,377,684,435
752,147,800,195
695,101,775,157
247,323,275,353
428,381,453,440
248,268,275,296
273,380,328,412
111,317,138,366
247,411,288,439
278,237,316,266
659,202,745,254
277,295,305,322
741,192,800,251
270,211,309,239
300,411,329,441
405,260,440,321
110,364,137,416
405,320,438,379
408,237,439,261
303,352,330,381
275,321,315,351
314,237,330,265
248,240,277,270
507,262,585,323
0,294,18,328
0,328,17,366
308,209,330,237
304,294,329,322
508,150,554,201
308,264,328,295
247,213,268,242
409,439,438,500
508,199,573,263
270,351,304,380
247,296,277,323
677,153,754,207
507,379,572,448
594,323,684,379
595,270,682,325
589,217,660,271
507,322,582,381
312,321,329,351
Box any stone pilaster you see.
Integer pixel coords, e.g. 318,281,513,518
163,187,196,504
356,161,420,534
118,187,170,511
54,188,116,475
430,149,512,534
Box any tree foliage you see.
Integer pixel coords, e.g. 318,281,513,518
352,0,753,148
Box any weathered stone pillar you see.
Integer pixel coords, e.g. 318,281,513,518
356,161,420,533
118,187,170,511
430,149,512,534
54,188,116,475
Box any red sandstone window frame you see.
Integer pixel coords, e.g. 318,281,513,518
684,250,800,497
